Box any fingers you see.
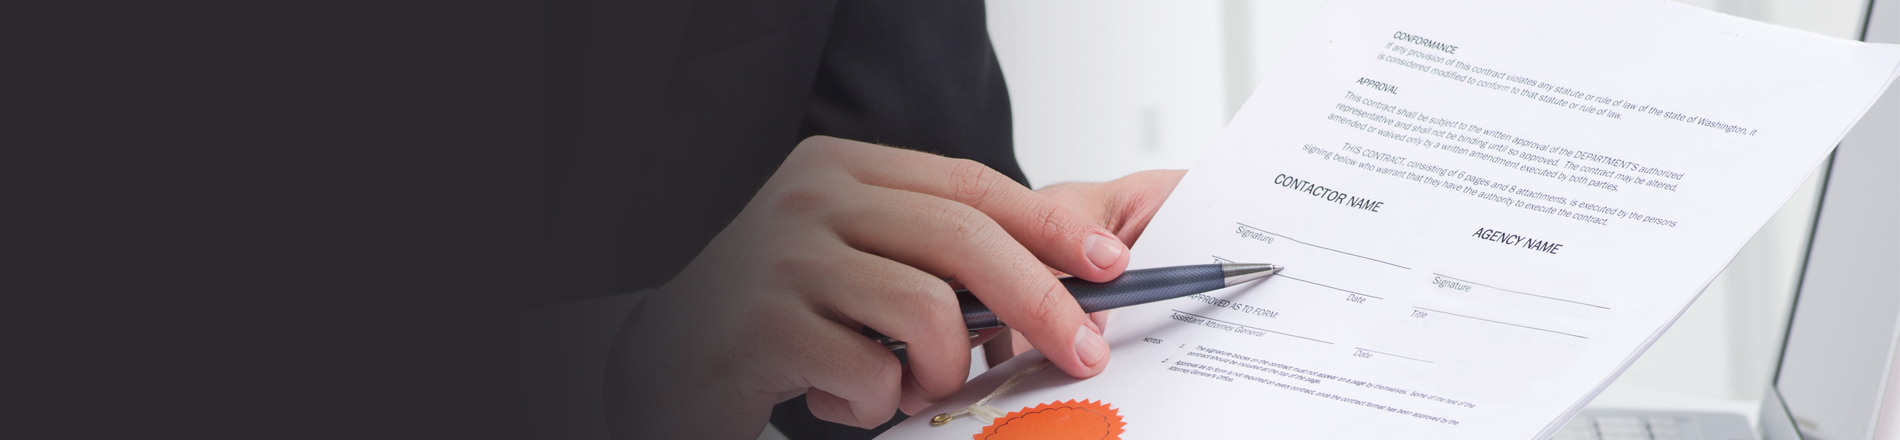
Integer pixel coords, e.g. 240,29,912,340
804,389,857,426
805,137,1130,283
1098,169,1187,244
798,248,974,415
777,315,906,428
829,186,1109,379
1039,169,1187,244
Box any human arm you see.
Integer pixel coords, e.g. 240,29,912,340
603,136,1148,439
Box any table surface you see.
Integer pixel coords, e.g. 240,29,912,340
757,364,1762,440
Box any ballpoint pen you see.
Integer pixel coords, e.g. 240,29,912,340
868,263,1281,350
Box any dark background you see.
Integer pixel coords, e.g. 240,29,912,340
19,1,560,437
15,0,1018,437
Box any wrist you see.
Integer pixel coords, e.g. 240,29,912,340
604,293,773,440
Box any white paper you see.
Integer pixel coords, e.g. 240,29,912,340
880,0,1900,438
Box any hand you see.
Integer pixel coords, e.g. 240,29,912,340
604,137,1143,439
983,170,1189,362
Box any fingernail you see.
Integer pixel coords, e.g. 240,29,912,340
1073,325,1109,367
1083,232,1125,269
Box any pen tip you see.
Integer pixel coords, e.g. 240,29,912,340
1220,263,1281,286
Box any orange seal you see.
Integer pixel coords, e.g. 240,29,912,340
974,399,1125,440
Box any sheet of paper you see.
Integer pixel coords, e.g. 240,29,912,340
880,0,1900,438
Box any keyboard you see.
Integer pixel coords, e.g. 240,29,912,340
1551,409,1755,440
1553,414,1697,440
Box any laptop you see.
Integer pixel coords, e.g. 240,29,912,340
1552,1,1900,439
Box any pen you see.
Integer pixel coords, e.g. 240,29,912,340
868,263,1282,350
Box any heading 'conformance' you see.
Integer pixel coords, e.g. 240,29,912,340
1393,31,1458,55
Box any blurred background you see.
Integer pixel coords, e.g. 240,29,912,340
988,0,1870,409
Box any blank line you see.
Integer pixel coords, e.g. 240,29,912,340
1356,347,1433,363
1413,307,1587,339
1211,254,1384,300
1171,309,1334,344
1235,222,1411,270
1431,273,1610,310
1277,274,1385,300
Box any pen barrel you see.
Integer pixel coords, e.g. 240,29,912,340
1065,264,1228,314
960,264,1228,330
960,298,1002,329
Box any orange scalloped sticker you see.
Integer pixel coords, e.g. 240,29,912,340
974,399,1125,440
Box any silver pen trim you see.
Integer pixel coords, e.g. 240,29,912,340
1220,263,1282,287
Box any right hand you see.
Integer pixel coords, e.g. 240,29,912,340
605,136,1133,439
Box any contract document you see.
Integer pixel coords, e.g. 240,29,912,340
881,0,1900,438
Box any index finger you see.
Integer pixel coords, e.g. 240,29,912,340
826,183,1111,380
811,137,1131,282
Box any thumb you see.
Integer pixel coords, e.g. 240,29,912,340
999,195,1130,283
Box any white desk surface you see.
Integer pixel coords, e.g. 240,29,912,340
758,382,1760,440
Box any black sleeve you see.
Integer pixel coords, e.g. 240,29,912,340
798,0,1025,187
604,0,1023,294
774,2,1018,439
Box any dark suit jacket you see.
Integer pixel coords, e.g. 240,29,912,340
554,0,1023,297
19,0,1020,438
550,0,1023,438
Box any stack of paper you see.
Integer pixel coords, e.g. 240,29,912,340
881,0,1900,438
